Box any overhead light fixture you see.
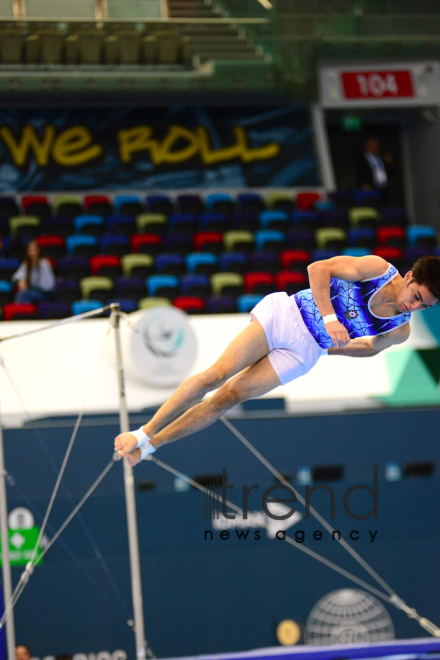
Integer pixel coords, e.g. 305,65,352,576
257,0,273,9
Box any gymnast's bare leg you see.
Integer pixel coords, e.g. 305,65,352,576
114,319,277,463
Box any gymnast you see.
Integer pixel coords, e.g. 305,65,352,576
114,255,440,465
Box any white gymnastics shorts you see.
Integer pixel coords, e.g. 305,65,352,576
250,292,327,386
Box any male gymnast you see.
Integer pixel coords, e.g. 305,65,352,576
114,255,440,465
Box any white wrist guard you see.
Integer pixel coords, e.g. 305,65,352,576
130,426,150,449
323,314,338,325
140,441,156,461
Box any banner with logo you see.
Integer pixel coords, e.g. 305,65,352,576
0,105,320,191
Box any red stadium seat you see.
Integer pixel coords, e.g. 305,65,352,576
22,194,49,210
373,246,405,272
90,255,122,277
173,296,206,314
276,271,307,294
194,232,224,253
244,272,276,295
377,226,406,247
280,249,311,272
4,303,37,321
296,192,321,211
37,235,66,259
84,195,113,217
131,233,161,255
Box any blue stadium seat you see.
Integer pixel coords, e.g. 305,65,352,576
38,301,71,319
114,277,146,300
146,195,174,216
354,189,383,207
180,274,211,297
99,234,130,256
155,254,186,276
206,295,237,313
57,256,90,280
292,210,319,229
45,216,74,237
114,195,143,216
250,251,280,273
219,252,249,274
199,213,229,232
380,207,407,226
108,298,138,314
287,228,316,250
348,227,377,249
237,294,264,313
238,193,265,215
311,248,339,261
259,210,289,231
71,300,103,316
146,274,180,298
168,213,198,233
74,214,104,236
55,279,81,303
341,247,371,257
177,194,205,216
406,225,437,247
320,209,349,229
0,257,20,279
255,229,285,251
0,280,13,305
66,235,98,257
162,232,194,254
206,193,234,215
107,215,136,236
186,252,218,275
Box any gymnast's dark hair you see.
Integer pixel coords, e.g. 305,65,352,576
411,256,440,301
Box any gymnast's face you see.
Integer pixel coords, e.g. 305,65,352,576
396,271,438,313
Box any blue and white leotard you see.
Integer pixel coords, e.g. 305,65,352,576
294,263,411,349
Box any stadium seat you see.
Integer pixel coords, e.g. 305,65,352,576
250,251,281,273
121,254,154,278
38,301,71,319
206,296,237,314
199,213,229,233
74,215,105,237
146,274,180,298
55,279,81,304
107,299,138,314
4,303,37,321
146,195,174,216
177,194,205,216
230,213,259,232
266,192,295,213
162,232,194,254
349,207,380,228
280,249,310,273
292,210,319,230
314,200,335,212
373,246,405,272
311,248,339,261
37,235,66,259
0,280,13,306
296,192,321,210
404,246,432,269
347,227,377,250
406,225,438,247
107,215,136,237
276,271,308,295
45,216,75,237
131,234,162,256
22,195,52,221
319,209,349,229
206,193,235,216
287,229,316,251
136,213,168,234
238,193,265,215
237,294,263,313
259,210,289,231
244,272,276,295
377,226,407,248
315,228,348,250
223,230,255,253
114,277,146,301
180,274,211,298
255,229,285,252
194,232,224,253
80,276,114,301
84,195,113,217
169,213,198,233
53,196,83,219
155,254,186,276
57,256,90,280
219,252,249,274
71,300,104,316
65,235,98,258
138,297,172,310
354,189,383,208
186,252,218,275
173,296,206,314
9,216,41,240
0,196,20,220
114,195,144,217
211,272,244,297
99,234,130,257
380,207,408,227
90,255,122,278
328,190,353,209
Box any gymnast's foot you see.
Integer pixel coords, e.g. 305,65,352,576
126,447,142,467
114,431,138,457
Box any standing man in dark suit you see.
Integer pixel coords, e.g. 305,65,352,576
356,137,394,203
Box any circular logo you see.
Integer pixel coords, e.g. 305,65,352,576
345,309,358,320
127,307,198,387
276,619,301,646
305,589,395,645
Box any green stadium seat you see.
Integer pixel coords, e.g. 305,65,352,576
121,254,154,278
210,272,244,297
80,276,114,301
138,297,172,310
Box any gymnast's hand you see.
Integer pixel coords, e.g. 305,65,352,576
114,431,138,457
325,320,350,348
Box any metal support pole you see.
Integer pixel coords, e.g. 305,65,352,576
0,402,15,660
112,308,147,660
